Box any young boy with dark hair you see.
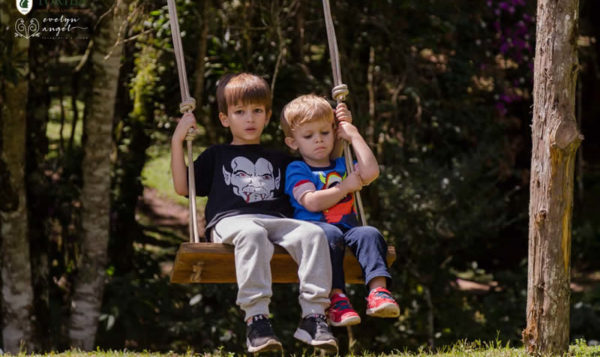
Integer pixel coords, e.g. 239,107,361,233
281,94,400,327
171,74,338,353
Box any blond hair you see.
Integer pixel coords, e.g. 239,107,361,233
280,94,334,137
216,73,272,114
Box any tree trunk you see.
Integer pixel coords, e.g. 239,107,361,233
522,0,582,355
0,4,35,353
68,0,128,350
26,39,52,351
109,41,149,276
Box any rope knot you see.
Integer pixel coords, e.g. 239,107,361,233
331,84,349,102
179,97,197,113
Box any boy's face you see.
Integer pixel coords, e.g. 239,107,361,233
285,119,335,167
219,102,271,145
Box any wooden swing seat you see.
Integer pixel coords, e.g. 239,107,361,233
170,242,396,284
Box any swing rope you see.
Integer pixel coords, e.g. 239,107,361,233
166,0,194,110
321,0,368,226
166,0,201,243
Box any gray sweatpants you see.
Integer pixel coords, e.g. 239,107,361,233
211,214,332,320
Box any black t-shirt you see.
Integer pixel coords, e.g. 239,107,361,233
193,144,294,234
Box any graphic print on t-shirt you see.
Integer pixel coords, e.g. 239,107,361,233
318,171,355,224
222,156,281,203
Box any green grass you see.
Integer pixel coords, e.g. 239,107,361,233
142,143,206,208
142,148,185,205
7,340,600,356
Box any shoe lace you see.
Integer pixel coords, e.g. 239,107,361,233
313,314,330,334
372,289,394,301
249,315,273,338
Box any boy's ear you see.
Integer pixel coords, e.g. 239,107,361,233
265,110,272,126
218,112,229,127
284,136,298,151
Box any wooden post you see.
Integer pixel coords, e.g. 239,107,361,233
522,0,583,355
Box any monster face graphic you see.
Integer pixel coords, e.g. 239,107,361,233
223,157,280,203
319,171,355,224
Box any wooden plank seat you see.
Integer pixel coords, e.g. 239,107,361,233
170,242,396,284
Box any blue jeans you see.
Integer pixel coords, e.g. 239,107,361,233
312,221,391,291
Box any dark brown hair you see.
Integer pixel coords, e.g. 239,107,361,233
216,73,272,114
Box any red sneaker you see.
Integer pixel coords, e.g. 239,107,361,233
366,287,400,318
327,293,361,327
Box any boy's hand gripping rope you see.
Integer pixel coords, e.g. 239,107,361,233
322,0,367,226
166,0,201,243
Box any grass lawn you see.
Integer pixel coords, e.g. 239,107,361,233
142,141,206,207
8,340,600,356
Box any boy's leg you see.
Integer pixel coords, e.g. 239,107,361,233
344,226,391,286
258,218,338,352
212,214,275,320
345,226,399,318
258,218,331,315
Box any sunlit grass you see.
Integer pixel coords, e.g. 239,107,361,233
143,149,185,206
142,142,206,208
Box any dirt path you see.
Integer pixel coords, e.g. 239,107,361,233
138,187,206,238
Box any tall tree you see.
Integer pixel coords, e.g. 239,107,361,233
26,39,52,351
522,0,582,354
0,3,35,353
68,0,129,349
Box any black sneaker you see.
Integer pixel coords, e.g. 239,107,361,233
246,315,283,353
293,314,338,353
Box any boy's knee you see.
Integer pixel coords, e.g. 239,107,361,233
359,226,382,239
235,225,269,246
303,224,328,244
301,222,322,236
324,228,344,251
351,226,386,246
326,231,344,245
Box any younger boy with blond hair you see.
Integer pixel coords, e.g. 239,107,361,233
171,74,338,353
281,94,400,327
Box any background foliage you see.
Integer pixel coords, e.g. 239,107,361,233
1,0,600,354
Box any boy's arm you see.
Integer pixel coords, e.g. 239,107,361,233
171,113,197,196
337,121,380,185
297,171,363,212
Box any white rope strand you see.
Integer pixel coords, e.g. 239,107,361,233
322,0,367,226
322,0,343,87
167,0,192,104
166,0,200,243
